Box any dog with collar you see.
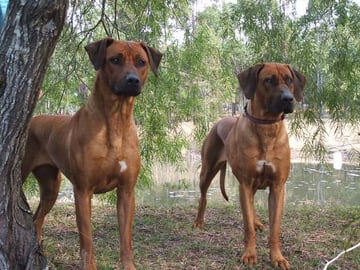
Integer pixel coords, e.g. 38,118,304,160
193,63,306,269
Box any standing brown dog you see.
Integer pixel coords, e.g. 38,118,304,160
193,63,306,269
22,38,162,270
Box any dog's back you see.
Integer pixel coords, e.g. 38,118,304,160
22,115,72,180
201,117,236,162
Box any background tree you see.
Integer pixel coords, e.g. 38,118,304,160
1,0,358,267
288,0,360,160
0,1,68,268
186,0,360,162
31,0,360,185
0,5,3,29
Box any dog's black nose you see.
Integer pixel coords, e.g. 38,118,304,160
126,74,140,86
112,73,142,96
280,90,295,114
281,90,294,103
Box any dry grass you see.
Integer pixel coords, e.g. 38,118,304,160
37,201,360,270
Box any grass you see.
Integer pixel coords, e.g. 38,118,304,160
35,199,360,270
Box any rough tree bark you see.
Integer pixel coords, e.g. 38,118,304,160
0,1,68,269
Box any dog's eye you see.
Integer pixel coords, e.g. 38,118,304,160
110,57,122,65
136,58,146,67
286,77,293,85
265,77,274,84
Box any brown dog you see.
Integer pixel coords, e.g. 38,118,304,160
21,38,162,270
193,63,306,269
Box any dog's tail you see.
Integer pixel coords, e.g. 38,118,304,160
220,163,229,201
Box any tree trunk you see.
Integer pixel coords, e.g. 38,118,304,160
0,1,68,269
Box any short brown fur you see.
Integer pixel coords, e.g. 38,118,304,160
193,63,306,269
22,38,162,270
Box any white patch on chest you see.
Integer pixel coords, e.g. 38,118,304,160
119,160,128,173
256,160,276,174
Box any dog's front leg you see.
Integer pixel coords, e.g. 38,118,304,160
239,183,257,265
74,188,97,270
117,185,136,270
268,185,290,270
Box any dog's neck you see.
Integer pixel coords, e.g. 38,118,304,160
86,75,136,122
244,102,287,154
83,76,137,150
243,102,285,125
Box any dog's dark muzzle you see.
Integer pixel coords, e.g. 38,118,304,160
280,90,295,113
111,73,142,97
270,89,295,114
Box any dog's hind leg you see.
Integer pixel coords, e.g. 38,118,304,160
254,211,265,231
252,190,265,231
193,120,230,229
32,165,62,242
193,162,224,229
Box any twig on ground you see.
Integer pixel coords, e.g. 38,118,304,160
323,242,360,269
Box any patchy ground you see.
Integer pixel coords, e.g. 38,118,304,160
39,202,359,269
26,119,359,269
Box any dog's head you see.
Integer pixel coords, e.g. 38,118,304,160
237,63,306,114
85,38,162,97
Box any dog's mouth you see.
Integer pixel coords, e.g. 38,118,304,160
270,90,295,114
270,101,294,114
111,86,141,97
282,104,294,114
111,73,142,97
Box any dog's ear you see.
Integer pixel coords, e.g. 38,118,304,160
141,43,163,77
85,38,114,70
237,64,264,99
288,65,306,102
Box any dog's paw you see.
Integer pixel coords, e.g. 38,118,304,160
271,254,290,270
241,249,257,265
122,260,136,270
124,264,136,270
254,218,265,231
192,220,205,229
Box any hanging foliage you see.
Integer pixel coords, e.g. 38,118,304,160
36,0,360,182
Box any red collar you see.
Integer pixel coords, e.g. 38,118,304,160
243,104,285,125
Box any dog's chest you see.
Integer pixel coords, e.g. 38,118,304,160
254,159,277,188
74,127,139,193
253,130,289,188
254,145,290,187
96,139,138,174
90,152,138,194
